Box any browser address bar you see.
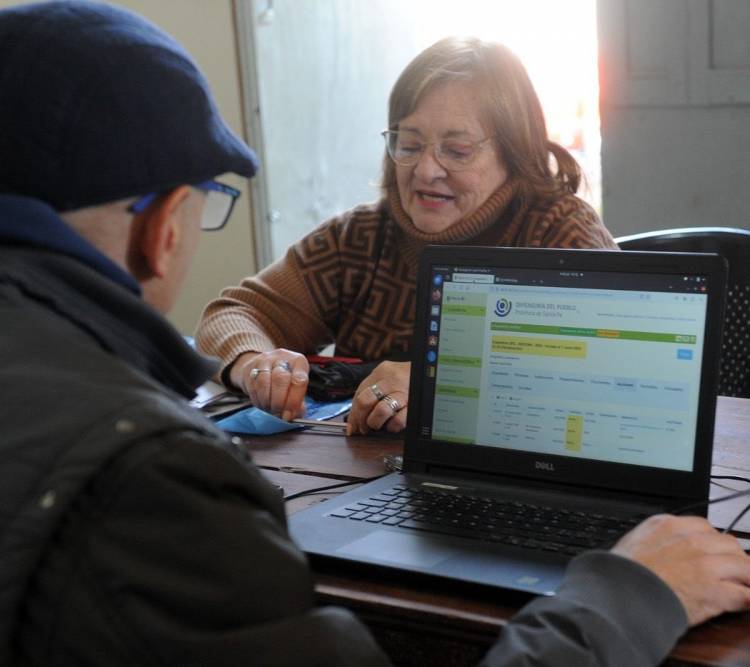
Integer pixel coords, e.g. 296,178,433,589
452,272,494,283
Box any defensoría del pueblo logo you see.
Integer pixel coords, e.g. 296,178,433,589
494,297,512,317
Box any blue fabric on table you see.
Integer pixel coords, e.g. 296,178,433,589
216,397,351,435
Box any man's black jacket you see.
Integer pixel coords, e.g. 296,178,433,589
0,197,687,666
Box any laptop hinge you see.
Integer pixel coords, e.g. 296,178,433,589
409,463,696,514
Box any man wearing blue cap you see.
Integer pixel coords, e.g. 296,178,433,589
1,2,750,666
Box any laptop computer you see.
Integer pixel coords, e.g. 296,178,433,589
289,246,727,596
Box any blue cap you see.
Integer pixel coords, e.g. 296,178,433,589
0,1,259,211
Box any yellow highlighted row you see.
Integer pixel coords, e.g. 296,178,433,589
491,335,587,358
565,415,583,452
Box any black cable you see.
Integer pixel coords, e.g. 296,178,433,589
283,474,385,502
725,501,750,534
711,474,750,484
708,475,750,533
292,490,349,499
670,487,750,517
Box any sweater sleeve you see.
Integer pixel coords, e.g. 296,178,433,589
527,195,619,250
195,216,346,382
479,551,688,667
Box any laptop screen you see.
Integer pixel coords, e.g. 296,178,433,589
416,260,711,473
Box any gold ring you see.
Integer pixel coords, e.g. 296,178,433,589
382,394,400,414
370,383,385,401
250,367,272,380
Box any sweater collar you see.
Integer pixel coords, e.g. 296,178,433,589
0,194,141,295
388,178,520,244
387,178,523,267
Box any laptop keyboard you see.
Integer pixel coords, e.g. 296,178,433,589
329,485,644,556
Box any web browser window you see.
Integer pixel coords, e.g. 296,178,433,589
422,266,709,471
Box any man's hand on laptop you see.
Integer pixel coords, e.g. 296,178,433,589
347,361,410,435
612,514,750,626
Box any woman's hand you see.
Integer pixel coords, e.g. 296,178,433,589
230,349,309,421
347,361,411,435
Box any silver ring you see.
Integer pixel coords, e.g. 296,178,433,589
381,394,400,414
370,383,385,401
250,367,272,380
272,360,292,372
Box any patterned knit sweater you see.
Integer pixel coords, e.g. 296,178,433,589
196,179,618,381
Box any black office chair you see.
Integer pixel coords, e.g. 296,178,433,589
615,227,750,398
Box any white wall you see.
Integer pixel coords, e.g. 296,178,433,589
598,0,750,237
602,107,750,234
0,0,257,334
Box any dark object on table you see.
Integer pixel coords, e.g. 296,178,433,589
306,358,380,401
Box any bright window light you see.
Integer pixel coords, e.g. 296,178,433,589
406,0,600,211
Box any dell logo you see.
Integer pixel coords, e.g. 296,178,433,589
535,461,555,472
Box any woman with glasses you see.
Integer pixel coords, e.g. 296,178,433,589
196,36,617,433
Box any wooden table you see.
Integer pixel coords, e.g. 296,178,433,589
240,396,750,666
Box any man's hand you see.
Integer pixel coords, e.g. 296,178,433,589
347,361,411,435
613,514,750,626
230,349,309,421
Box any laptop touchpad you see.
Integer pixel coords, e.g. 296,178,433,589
337,530,458,568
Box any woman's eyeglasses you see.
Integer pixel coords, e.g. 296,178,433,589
382,130,493,172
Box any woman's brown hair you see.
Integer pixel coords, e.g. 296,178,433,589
382,36,581,204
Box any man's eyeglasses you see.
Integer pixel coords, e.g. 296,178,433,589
381,130,494,172
128,180,241,231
